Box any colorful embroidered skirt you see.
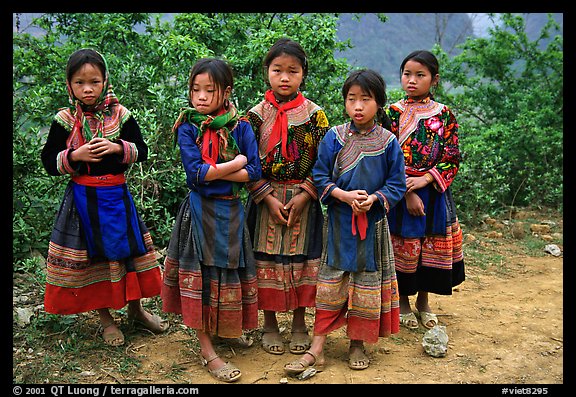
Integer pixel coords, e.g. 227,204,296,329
44,182,162,315
313,217,400,343
245,182,324,312
161,191,258,337
389,186,465,295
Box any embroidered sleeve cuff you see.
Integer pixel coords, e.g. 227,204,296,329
247,179,274,204
320,183,337,204
300,178,318,200
119,139,139,164
56,149,77,175
428,168,446,192
375,191,390,213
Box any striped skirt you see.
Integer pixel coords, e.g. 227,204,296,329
313,217,400,343
161,191,258,337
390,187,465,295
245,181,324,312
44,181,162,315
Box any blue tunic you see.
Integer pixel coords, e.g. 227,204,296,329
313,123,406,272
176,119,261,269
177,119,262,196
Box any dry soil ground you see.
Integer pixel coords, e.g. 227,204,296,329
13,210,564,388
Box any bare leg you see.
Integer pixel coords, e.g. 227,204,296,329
399,294,413,314
415,291,432,313
291,307,307,332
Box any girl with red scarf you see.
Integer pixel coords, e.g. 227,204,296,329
41,49,168,347
246,38,330,357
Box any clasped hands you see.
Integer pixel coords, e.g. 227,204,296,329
71,137,122,162
264,190,311,227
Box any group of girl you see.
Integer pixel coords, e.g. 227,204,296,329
41,38,464,383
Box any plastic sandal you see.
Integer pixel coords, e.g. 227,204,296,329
400,312,419,329
418,311,438,329
289,330,311,354
348,346,370,370
201,355,241,383
284,350,325,376
261,330,285,355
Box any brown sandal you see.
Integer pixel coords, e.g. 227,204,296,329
261,329,285,355
348,346,370,370
289,330,311,354
201,355,242,383
284,350,325,376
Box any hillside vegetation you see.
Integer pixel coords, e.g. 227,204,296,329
13,13,563,267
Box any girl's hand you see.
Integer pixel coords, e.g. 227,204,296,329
405,191,425,216
334,189,369,207
352,194,376,214
70,142,103,163
87,137,122,158
284,190,311,227
263,192,289,225
406,175,431,193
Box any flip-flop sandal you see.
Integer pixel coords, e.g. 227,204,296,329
284,350,325,376
102,323,125,347
202,355,242,383
400,312,419,329
289,330,311,354
261,330,285,355
348,346,370,370
418,311,438,329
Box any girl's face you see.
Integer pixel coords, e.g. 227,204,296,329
70,63,104,106
190,72,230,115
401,59,439,101
345,84,379,132
267,53,303,102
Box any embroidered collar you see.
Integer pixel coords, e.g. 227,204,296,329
349,122,378,135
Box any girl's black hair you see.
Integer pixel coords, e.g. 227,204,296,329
399,50,440,98
188,57,234,106
262,37,308,89
66,48,106,82
342,68,392,130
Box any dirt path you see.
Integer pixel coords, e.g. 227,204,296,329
120,253,563,385
13,210,564,386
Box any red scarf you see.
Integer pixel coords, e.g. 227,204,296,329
351,212,368,240
265,89,305,161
